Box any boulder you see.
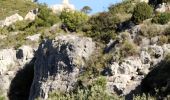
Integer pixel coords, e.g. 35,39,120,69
0,35,7,39
151,36,159,45
29,35,95,100
141,38,150,46
162,44,170,56
106,75,132,95
150,45,164,59
0,49,16,74
140,51,151,64
26,34,41,42
25,9,38,21
139,0,149,3
1,13,23,27
106,57,143,95
155,3,170,13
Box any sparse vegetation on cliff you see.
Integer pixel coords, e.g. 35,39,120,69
132,2,153,24
0,0,37,20
1,0,170,100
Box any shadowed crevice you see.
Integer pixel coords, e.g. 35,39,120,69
8,58,35,100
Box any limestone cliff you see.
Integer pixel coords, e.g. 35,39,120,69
29,35,95,100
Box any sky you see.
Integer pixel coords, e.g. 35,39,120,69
38,0,122,13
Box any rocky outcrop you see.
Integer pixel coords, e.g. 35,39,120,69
26,34,41,42
105,43,170,96
0,49,17,74
25,9,38,21
29,35,95,100
140,0,149,3
0,13,23,27
106,57,143,95
0,45,35,97
156,3,170,13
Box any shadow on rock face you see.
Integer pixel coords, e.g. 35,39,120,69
8,58,35,100
125,58,170,100
141,59,170,99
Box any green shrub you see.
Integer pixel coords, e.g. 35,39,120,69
132,2,153,24
47,76,120,100
33,4,60,27
86,12,118,43
152,12,170,25
0,91,5,100
47,86,120,100
134,94,155,100
93,77,107,89
0,96,5,100
60,10,88,32
109,0,135,14
0,27,9,35
158,35,168,45
140,24,162,38
108,0,134,24
86,48,113,70
89,12,119,33
120,40,138,57
164,25,170,35
8,20,30,31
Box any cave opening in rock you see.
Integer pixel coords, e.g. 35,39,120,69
8,58,35,100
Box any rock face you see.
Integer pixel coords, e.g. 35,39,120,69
0,49,17,74
25,9,38,21
105,43,170,96
0,13,23,27
0,45,35,97
156,3,170,13
26,34,41,42
106,57,143,95
140,0,149,3
29,35,95,100
17,45,35,65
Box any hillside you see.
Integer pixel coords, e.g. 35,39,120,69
0,0,37,20
0,0,170,100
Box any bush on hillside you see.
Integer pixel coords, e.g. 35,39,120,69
152,12,170,25
0,27,9,35
86,12,119,43
47,77,120,100
164,25,170,35
89,12,119,33
132,2,153,24
7,21,30,31
33,4,60,27
120,40,138,57
60,10,88,32
158,35,168,45
108,0,135,15
140,24,163,38
108,0,134,25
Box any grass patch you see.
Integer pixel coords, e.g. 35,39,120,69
0,0,37,20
